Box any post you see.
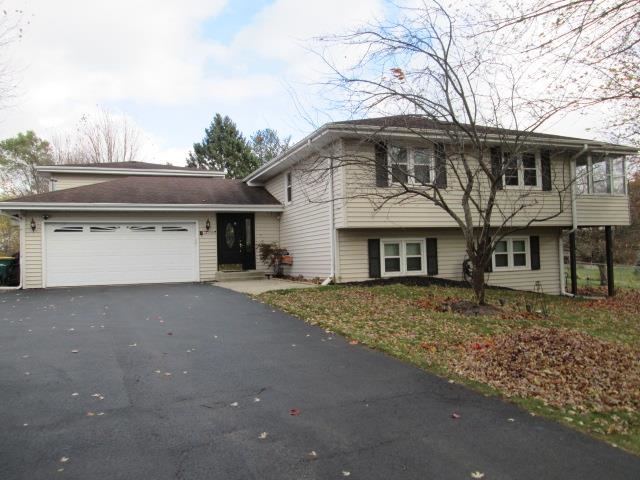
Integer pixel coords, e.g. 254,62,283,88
569,231,578,295
605,226,615,296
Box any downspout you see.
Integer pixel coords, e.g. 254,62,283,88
562,143,589,296
0,211,22,290
322,157,336,286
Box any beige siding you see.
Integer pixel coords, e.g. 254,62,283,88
576,196,630,226
51,173,121,191
341,139,574,229
337,228,562,294
254,212,280,273
22,211,219,288
264,157,332,279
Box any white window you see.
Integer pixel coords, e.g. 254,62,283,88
389,146,434,185
492,237,530,271
576,155,626,196
503,152,541,188
381,239,426,276
285,171,293,203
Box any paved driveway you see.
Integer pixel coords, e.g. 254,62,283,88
1,284,638,480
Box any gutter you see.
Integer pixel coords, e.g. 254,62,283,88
0,203,284,213
0,211,21,290
562,143,589,296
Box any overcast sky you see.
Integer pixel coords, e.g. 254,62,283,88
0,0,609,166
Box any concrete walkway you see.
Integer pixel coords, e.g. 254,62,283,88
214,278,320,294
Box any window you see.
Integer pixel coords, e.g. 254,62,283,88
285,171,293,203
161,226,188,232
53,226,83,233
502,152,540,188
575,155,626,195
389,146,434,185
381,239,426,276
492,238,530,271
90,226,120,233
128,225,156,232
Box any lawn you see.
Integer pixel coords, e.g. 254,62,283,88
259,282,640,455
572,264,640,290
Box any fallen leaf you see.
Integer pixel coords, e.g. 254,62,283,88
128,343,137,347
230,402,239,407
349,340,358,345
163,372,172,376
289,408,300,416
507,418,515,422
86,411,95,417
59,456,70,463
308,451,318,460
258,432,268,439
451,412,461,419
70,350,79,354
71,393,79,397
470,472,484,479
254,397,260,402
342,471,351,477
154,370,161,374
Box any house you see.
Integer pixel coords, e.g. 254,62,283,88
0,116,635,294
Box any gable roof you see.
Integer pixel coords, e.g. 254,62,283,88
37,161,224,178
0,176,282,212
245,115,637,184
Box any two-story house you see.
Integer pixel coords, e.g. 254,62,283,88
0,115,635,295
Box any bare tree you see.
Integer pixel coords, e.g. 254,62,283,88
309,2,583,304
52,108,144,164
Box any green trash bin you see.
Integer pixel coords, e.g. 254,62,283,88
0,256,14,285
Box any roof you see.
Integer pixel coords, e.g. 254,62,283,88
37,161,225,178
245,115,638,184
0,176,282,212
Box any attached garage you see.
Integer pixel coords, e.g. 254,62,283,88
44,222,199,287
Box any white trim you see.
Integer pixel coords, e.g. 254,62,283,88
284,171,293,205
36,166,224,178
0,203,284,212
492,237,531,271
380,238,427,277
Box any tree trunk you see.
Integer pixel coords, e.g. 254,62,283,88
597,264,607,286
471,258,487,305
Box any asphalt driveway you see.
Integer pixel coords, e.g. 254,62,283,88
1,284,638,480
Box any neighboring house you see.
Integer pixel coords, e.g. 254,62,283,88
0,116,635,294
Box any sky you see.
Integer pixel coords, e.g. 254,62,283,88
0,0,612,166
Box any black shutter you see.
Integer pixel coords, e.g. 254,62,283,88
434,143,447,188
375,142,388,187
541,149,552,191
490,147,503,190
368,239,381,278
530,236,541,270
426,238,438,275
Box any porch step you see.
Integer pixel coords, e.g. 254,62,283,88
215,270,266,282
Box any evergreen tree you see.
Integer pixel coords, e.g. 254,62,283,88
250,128,291,165
187,114,259,179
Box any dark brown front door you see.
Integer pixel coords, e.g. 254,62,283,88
217,213,255,270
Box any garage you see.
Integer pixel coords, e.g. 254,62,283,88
44,222,199,287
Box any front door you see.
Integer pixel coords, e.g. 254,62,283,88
217,213,255,270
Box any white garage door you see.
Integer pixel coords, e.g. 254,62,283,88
44,222,199,287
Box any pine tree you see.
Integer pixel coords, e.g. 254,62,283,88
187,114,259,179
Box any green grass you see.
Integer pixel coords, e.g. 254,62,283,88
572,264,640,290
258,283,640,455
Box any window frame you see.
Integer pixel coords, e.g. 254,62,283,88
285,171,293,204
388,145,435,186
492,237,531,271
575,154,626,196
502,151,542,190
380,238,427,277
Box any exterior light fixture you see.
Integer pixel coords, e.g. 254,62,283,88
205,218,211,231
30,218,36,232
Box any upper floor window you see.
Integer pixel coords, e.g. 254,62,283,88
285,171,293,203
575,155,626,195
389,146,434,185
503,152,541,188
